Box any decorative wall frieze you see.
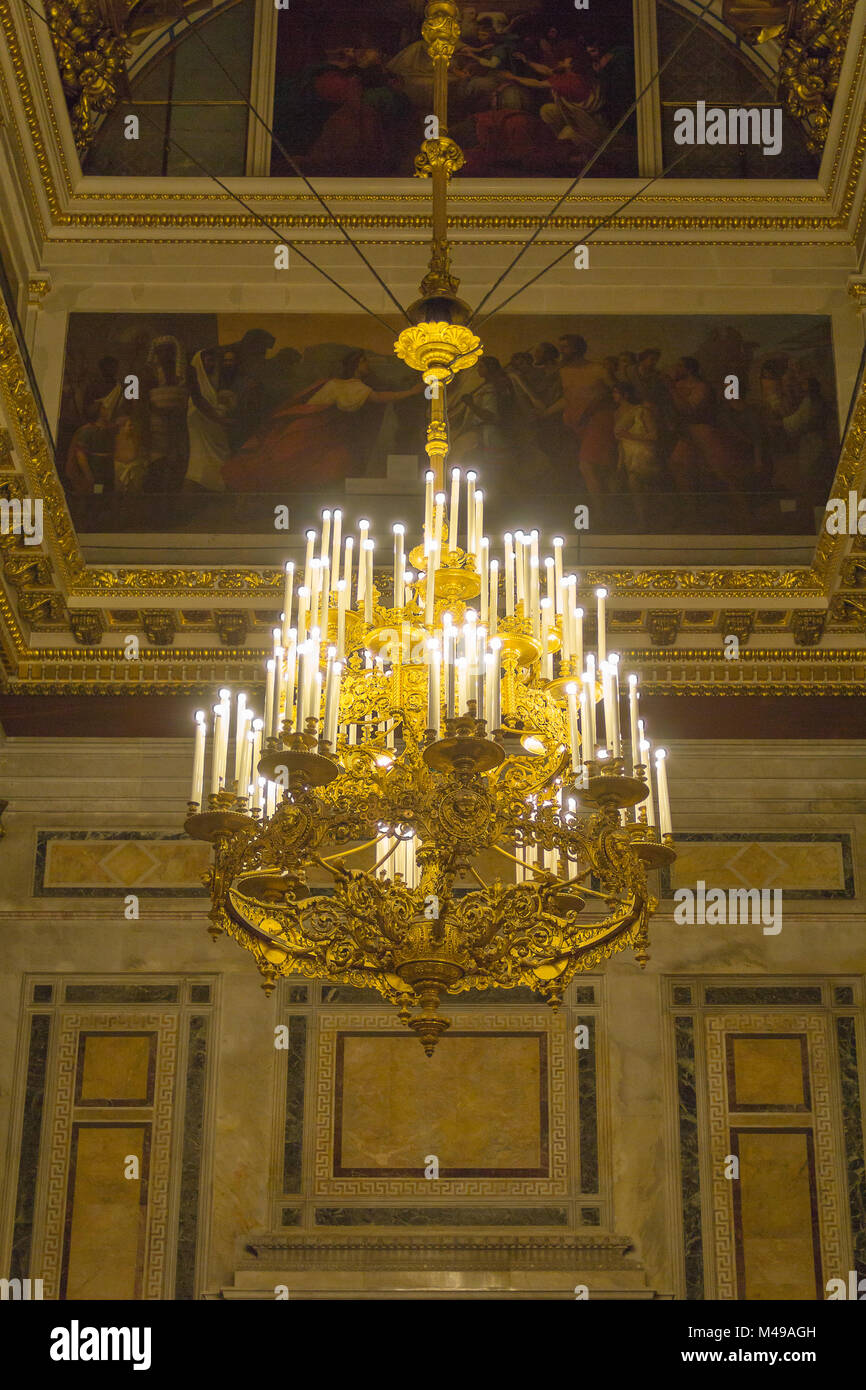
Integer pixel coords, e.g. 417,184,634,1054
69,607,104,645
141,610,175,647
790,608,828,645
719,610,756,646
647,611,682,647
214,611,248,647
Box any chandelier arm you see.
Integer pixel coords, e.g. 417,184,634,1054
317,836,383,865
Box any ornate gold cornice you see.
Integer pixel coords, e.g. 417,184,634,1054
4,648,865,695
1,1,865,243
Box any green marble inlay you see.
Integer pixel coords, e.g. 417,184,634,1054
704,986,821,1006
11,1014,50,1281
32,984,53,1002
580,1207,601,1226
314,1207,569,1226
573,987,595,1004
675,1014,704,1300
64,983,179,1003
576,1015,598,1193
673,986,692,1004
835,987,855,1006
281,1208,302,1226
283,1016,307,1192
836,1017,866,1281
175,1015,208,1300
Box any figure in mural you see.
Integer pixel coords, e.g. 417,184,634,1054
141,336,190,493
544,335,616,493
222,350,423,492
271,1,638,178
612,382,661,526
186,348,232,492
449,355,517,471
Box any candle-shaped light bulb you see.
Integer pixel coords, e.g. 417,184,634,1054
393,523,405,610
628,674,640,777
331,509,342,589
443,613,455,719
303,529,316,592
489,637,502,732
474,488,483,560
264,658,276,737
336,579,347,659
320,509,331,566
552,537,564,614
641,738,656,827
595,586,608,664
343,534,354,607
565,682,580,774
608,651,621,756
424,470,435,538
363,538,374,623
449,466,460,552
479,537,489,626
655,748,672,837
296,586,309,644
466,471,476,554
489,557,499,636
210,703,224,795
357,520,369,602
190,710,206,806
281,561,294,645
574,605,584,676
504,534,515,617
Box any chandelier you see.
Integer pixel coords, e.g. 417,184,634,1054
183,1,677,1053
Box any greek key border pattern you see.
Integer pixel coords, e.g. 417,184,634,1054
313,1009,568,1198
704,1011,844,1301
40,1011,179,1299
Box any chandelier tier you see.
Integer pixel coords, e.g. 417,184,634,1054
185,484,676,1052
184,0,677,1052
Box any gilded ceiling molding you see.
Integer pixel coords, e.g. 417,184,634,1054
722,2,792,45
5,649,866,696
778,0,858,152
1,2,865,240
44,0,130,152
723,1,859,157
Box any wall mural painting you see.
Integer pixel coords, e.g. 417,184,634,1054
270,1,638,178
56,312,839,537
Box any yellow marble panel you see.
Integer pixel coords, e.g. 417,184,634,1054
65,1126,147,1300
338,1034,544,1172
45,843,115,886
79,1033,153,1103
731,1036,806,1109
672,840,843,892
737,1130,818,1300
44,838,210,888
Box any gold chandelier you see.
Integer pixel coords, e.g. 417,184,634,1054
183,1,677,1053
